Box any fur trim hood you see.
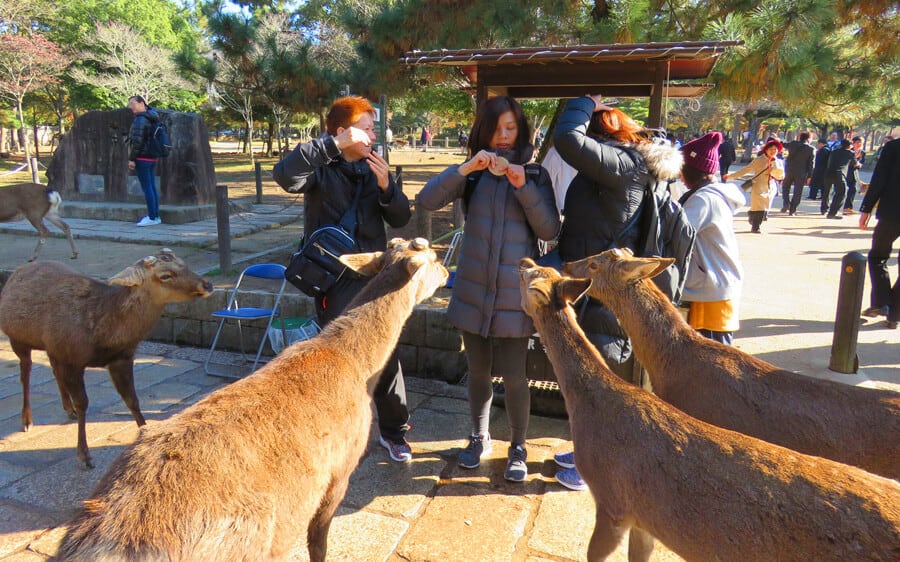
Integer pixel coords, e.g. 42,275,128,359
633,140,684,182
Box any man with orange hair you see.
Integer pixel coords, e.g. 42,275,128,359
273,96,415,462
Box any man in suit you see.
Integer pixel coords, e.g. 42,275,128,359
718,135,737,179
781,132,815,215
809,139,829,200
823,138,854,218
859,137,900,329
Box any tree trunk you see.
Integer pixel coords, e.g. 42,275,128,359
266,120,274,157
16,100,34,173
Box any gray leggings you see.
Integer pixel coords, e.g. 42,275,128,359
461,332,530,445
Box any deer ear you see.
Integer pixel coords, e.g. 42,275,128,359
555,278,591,306
621,257,675,282
340,251,384,277
109,265,145,286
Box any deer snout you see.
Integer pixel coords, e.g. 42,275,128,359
197,279,214,297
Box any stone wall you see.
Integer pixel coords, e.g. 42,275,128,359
149,289,469,383
47,109,216,205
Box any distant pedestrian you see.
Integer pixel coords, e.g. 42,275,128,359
781,132,815,215
809,139,829,200
718,135,737,178
843,136,866,214
726,138,784,233
822,138,854,218
859,137,900,330
127,95,163,227
420,126,430,152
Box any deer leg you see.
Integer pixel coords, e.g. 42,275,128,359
48,355,77,420
26,217,50,262
108,358,145,426
586,508,628,562
9,341,34,431
307,477,350,562
627,527,655,562
45,212,78,259
57,363,93,469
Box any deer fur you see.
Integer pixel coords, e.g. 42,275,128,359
519,257,900,562
563,249,900,480
0,182,78,261
58,238,448,562
0,249,212,469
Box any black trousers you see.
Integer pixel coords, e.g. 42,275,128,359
748,210,766,231
781,171,807,213
822,173,848,215
867,217,900,323
844,175,858,211
316,275,409,441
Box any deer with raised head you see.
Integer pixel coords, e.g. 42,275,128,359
519,257,900,562
0,182,78,261
0,249,213,469
563,248,900,480
59,238,448,562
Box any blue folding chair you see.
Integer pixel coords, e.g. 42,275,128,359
204,263,287,379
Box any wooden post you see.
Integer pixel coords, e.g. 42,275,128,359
415,195,432,241
648,63,667,129
30,157,40,184
216,184,232,273
254,162,263,204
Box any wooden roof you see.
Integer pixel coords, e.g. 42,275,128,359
400,41,741,100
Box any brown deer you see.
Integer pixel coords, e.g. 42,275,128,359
0,249,213,469
58,238,448,562
0,182,78,261
564,248,900,480
519,257,900,562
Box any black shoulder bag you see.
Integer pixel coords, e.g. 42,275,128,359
285,181,362,298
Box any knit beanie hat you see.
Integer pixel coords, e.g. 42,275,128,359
682,132,723,174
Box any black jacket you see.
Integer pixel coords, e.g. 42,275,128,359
812,146,830,185
128,108,160,161
784,140,814,178
826,147,855,178
860,138,900,221
272,135,411,253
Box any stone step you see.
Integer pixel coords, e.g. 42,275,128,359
59,200,251,225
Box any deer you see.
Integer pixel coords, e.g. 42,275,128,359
0,249,213,469
0,182,78,261
563,248,900,480
519,257,900,562
58,238,448,562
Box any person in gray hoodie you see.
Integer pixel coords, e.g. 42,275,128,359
678,132,745,345
418,96,560,483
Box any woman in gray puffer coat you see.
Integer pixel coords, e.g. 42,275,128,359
418,96,560,483
550,95,682,490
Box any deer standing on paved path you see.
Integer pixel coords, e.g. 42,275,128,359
0,249,212,469
59,238,448,562
0,182,78,261
564,248,900,480
519,257,900,562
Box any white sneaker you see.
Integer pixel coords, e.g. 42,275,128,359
136,216,161,227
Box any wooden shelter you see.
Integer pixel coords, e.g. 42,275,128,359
400,41,742,128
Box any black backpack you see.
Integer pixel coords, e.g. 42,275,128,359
144,119,171,158
635,185,696,304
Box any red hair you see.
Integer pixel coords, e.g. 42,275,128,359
589,108,651,144
325,96,375,136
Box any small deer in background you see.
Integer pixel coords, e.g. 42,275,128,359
564,248,900,480
0,182,78,261
519,257,900,562
59,239,448,562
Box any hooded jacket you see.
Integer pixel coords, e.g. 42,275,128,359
553,96,683,261
272,134,411,253
552,96,683,369
417,147,560,338
680,181,745,302
128,108,161,161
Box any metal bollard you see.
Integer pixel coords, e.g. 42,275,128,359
254,162,263,204
829,251,867,373
215,184,232,273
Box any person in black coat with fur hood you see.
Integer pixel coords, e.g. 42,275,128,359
551,95,683,491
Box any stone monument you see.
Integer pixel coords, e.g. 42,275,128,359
47,108,216,204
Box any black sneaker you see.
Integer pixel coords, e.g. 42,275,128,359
458,433,492,468
504,444,528,482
